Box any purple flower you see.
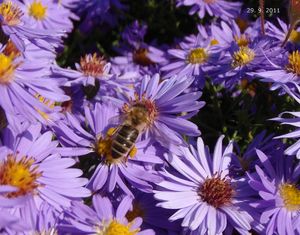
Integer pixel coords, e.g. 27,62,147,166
161,33,221,86
154,136,259,234
19,0,76,34
251,50,300,91
0,123,90,232
214,37,278,88
248,149,300,235
0,42,69,124
266,18,300,48
113,73,204,148
53,53,133,100
59,194,155,235
53,102,163,196
176,0,242,21
0,0,62,52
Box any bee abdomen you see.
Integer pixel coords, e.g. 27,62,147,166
111,125,139,159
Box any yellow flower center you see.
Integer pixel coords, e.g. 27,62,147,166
96,128,137,164
80,53,106,77
0,154,41,198
187,48,208,64
210,39,219,46
28,1,47,20
0,53,17,84
280,183,300,211
286,50,300,76
0,1,23,26
97,220,140,235
126,202,145,222
289,30,300,43
231,46,255,67
234,35,249,47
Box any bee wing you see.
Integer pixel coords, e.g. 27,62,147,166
108,113,127,126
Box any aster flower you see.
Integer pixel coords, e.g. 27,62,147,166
161,32,221,86
52,102,163,196
0,123,90,232
0,0,62,51
112,21,167,76
266,18,300,48
176,0,242,21
53,53,134,101
154,136,260,234
248,149,300,235
112,44,167,76
19,0,76,34
59,195,155,235
251,50,300,91
113,73,204,148
0,42,69,124
214,37,279,88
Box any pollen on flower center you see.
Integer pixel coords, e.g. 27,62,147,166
28,1,47,20
231,46,255,68
80,53,106,77
198,174,234,208
0,1,23,26
286,50,300,76
97,220,140,235
0,53,17,84
132,48,154,66
279,183,300,211
0,154,41,198
187,48,208,64
96,128,137,164
289,30,300,43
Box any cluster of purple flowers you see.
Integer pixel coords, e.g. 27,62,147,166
0,0,299,234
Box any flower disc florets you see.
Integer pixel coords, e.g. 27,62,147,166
0,52,19,84
286,50,300,76
187,47,208,64
80,53,107,77
231,46,255,67
198,174,234,208
279,183,300,211
28,0,47,20
0,154,41,198
0,1,23,26
96,220,140,235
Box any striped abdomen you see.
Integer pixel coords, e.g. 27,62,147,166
111,124,139,159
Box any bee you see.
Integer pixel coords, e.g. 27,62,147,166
110,103,151,160
0,106,7,131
